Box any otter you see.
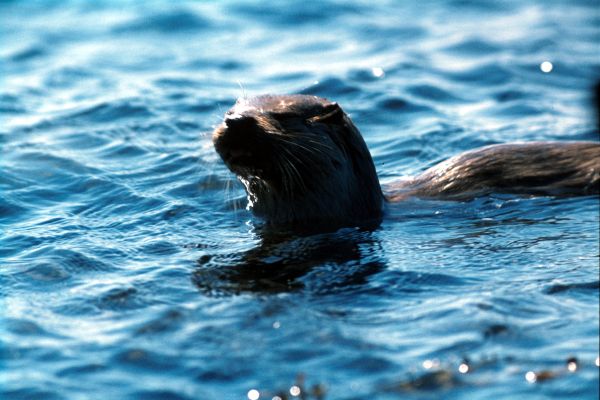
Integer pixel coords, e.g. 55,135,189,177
212,94,599,229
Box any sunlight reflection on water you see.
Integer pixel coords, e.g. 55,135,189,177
1,0,599,399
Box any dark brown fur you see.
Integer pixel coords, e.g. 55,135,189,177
213,95,384,228
387,142,600,201
213,94,600,228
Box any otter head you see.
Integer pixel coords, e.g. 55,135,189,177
212,94,384,229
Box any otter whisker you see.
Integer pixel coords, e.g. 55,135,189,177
280,128,334,145
281,160,296,197
285,133,336,152
223,177,238,221
276,133,334,154
272,135,328,162
237,81,247,100
277,147,308,196
278,142,317,182
277,142,308,167
276,154,296,198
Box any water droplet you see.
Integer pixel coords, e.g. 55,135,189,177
289,385,301,396
273,321,281,329
540,61,553,73
458,363,469,374
248,389,260,400
372,67,385,78
422,359,439,369
566,357,578,372
595,356,599,367
525,371,537,383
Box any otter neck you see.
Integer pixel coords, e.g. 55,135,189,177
240,174,384,230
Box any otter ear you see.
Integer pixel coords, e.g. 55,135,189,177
308,102,344,124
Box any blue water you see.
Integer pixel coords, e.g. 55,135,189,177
1,1,599,399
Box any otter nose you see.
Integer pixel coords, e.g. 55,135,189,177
224,114,251,130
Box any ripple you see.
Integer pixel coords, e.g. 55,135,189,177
300,77,361,97
494,89,527,102
185,58,249,71
1,388,63,400
165,181,205,198
154,76,204,89
0,234,45,258
43,66,106,89
56,363,107,377
113,9,211,34
138,240,181,256
33,248,111,273
62,101,154,124
0,93,27,113
3,318,54,336
374,270,468,294
490,103,545,117
19,263,71,284
544,281,599,294
384,369,463,393
376,96,432,113
95,286,142,311
134,309,186,336
406,84,463,102
11,152,101,178
112,348,181,371
233,2,359,25
0,198,28,221
445,63,512,85
347,68,386,83
97,142,148,158
9,45,46,62
2,1,599,399
127,390,194,400
193,229,386,296
56,131,111,151
444,38,502,55
70,185,165,219
359,25,426,43
483,323,510,338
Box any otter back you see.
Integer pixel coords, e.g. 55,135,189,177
387,141,600,201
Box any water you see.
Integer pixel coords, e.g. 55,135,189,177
1,1,599,399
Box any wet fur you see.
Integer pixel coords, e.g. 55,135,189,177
213,95,383,228
388,142,600,201
213,94,600,228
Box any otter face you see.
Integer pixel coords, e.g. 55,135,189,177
213,94,384,229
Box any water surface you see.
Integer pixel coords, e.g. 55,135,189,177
1,1,599,399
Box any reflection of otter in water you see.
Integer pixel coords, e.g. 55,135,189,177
193,228,385,296
213,94,599,229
